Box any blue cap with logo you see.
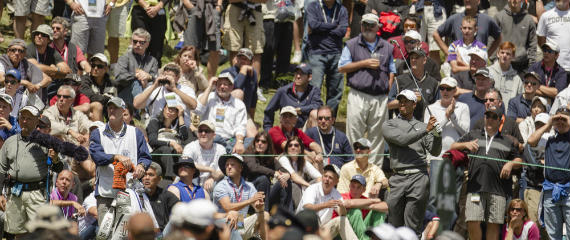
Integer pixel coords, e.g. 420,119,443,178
351,174,367,186
295,63,312,75
5,69,21,81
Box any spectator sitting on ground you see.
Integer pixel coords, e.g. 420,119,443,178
174,46,209,97
337,138,387,198
0,93,21,147
489,42,523,113
213,154,268,240
529,40,568,100
502,198,540,240
49,73,91,114
194,72,251,153
305,105,353,168
134,63,197,127
26,24,71,81
296,164,357,239
221,48,259,118
0,69,27,117
147,101,194,179
79,53,117,122
268,106,323,162
446,16,487,74
168,157,209,202
49,170,86,220
50,17,91,75
182,120,225,193
507,72,546,123
114,28,158,105
264,63,322,131
0,39,51,98
333,175,388,239
143,162,179,232
78,188,98,240
278,136,322,206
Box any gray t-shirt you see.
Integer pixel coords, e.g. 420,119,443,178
436,12,501,45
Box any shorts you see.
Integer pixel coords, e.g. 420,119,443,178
222,4,265,54
71,15,108,55
106,4,129,38
420,5,446,51
14,0,51,16
184,7,221,52
5,190,45,234
465,192,506,224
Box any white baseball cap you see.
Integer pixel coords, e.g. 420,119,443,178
280,106,297,116
396,89,417,103
468,48,488,62
535,113,550,124
440,77,458,88
404,30,421,41
170,199,218,227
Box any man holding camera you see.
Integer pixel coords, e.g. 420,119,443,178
133,63,198,126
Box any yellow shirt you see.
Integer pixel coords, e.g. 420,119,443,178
108,0,130,7
337,160,386,197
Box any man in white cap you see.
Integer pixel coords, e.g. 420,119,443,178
182,120,226,193
195,72,252,154
167,199,220,239
26,24,71,81
394,29,441,81
89,97,151,224
338,13,394,166
382,89,442,236
537,0,570,73
0,105,63,236
446,16,488,75
0,93,21,147
528,39,567,99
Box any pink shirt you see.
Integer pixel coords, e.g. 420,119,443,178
501,220,540,240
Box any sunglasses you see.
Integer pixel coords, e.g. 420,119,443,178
484,98,496,103
57,94,73,99
404,39,420,45
510,207,523,212
439,86,455,91
255,139,267,144
524,81,538,86
133,39,147,45
485,114,499,120
34,32,49,38
5,79,19,85
8,48,25,54
91,63,107,69
354,146,370,151
288,143,300,148
404,23,417,29
198,129,213,134
543,48,557,54
318,116,332,121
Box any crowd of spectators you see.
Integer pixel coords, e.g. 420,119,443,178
1,0,570,239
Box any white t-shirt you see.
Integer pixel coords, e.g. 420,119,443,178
278,156,322,180
296,182,342,225
537,7,570,71
182,140,226,184
424,100,470,159
78,192,97,234
77,0,106,17
145,84,196,126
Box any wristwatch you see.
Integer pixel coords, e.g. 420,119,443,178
108,1,115,7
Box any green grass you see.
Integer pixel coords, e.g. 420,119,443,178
0,11,350,130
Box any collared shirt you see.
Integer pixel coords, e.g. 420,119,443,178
332,193,370,219
50,190,79,219
457,92,487,130
296,182,342,224
263,83,323,130
338,37,396,73
0,115,20,141
337,160,386,197
213,176,257,223
305,127,353,167
507,94,532,120
43,105,92,145
446,39,487,63
268,126,315,154
545,130,570,183
195,92,247,139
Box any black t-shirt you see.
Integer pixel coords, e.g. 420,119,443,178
458,129,520,197
148,187,179,230
472,115,524,145
26,43,64,66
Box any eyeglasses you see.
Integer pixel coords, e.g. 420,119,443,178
485,114,499,120
255,139,267,144
404,39,420,45
52,26,62,31
354,146,370,151
133,39,147,45
439,86,455,91
57,94,73,99
288,143,300,148
524,81,538,86
484,98,496,103
510,207,523,212
91,63,107,69
8,48,25,54
198,129,213,134
5,80,19,85
543,48,556,54
318,116,332,121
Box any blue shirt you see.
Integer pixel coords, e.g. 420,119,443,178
338,39,397,73
507,95,532,120
545,131,570,183
0,116,20,141
305,127,353,168
213,176,257,225
457,92,486,130
263,82,323,130
305,0,348,54
170,181,205,202
220,65,258,109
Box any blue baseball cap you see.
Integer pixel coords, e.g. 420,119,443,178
5,69,21,81
295,63,312,75
351,174,366,186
